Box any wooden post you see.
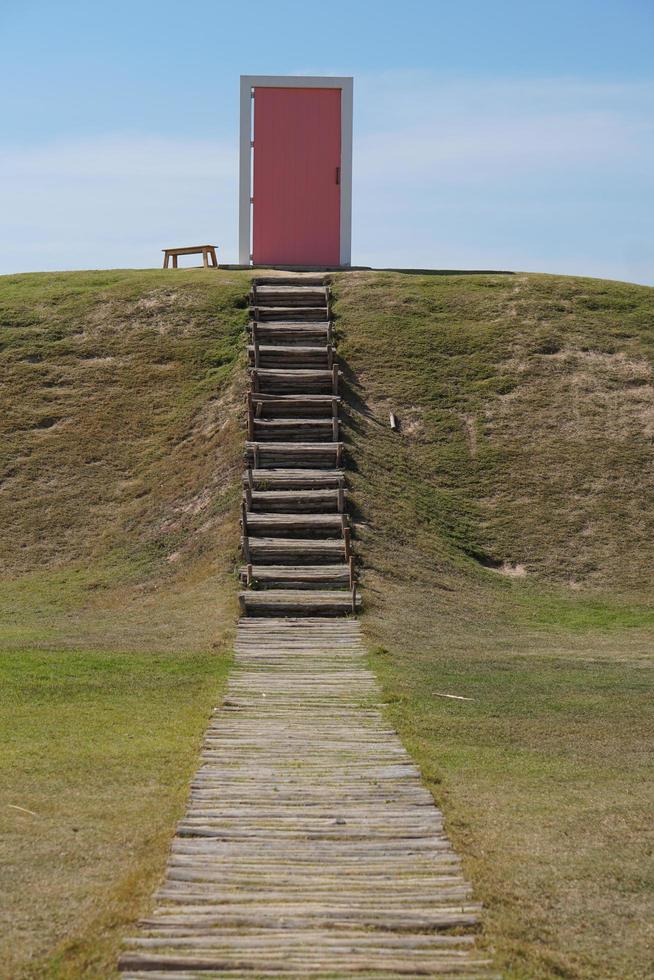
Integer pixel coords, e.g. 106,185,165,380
246,467,254,491
247,392,254,439
163,251,169,269
202,248,209,268
246,562,253,585
332,416,339,442
332,363,339,396
172,254,178,269
343,527,351,560
348,555,355,588
351,583,357,614
338,487,345,514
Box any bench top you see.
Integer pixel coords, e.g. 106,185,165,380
162,245,218,255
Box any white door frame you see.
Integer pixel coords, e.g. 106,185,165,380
239,74,353,267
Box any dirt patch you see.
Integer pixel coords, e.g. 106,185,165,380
136,291,180,310
497,561,527,577
364,393,425,439
462,414,477,458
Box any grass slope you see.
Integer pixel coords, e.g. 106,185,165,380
2,267,653,979
333,271,654,980
0,269,250,978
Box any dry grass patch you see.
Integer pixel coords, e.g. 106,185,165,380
0,269,250,977
333,270,654,979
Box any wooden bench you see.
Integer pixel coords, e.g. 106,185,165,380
162,245,218,269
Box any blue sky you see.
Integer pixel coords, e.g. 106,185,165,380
1,0,653,282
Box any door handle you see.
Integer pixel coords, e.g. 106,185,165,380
335,166,340,185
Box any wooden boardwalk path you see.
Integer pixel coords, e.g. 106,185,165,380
119,277,494,977
120,618,495,978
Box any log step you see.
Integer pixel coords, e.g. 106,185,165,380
251,419,337,442
251,368,339,395
253,283,328,293
239,589,359,617
240,564,353,588
248,345,331,369
250,394,340,418
251,323,331,344
244,468,345,490
245,489,344,513
242,537,346,563
243,513,346,538
252,287,328,307
254,307,327,322
253,276,329,287
245,442,343,469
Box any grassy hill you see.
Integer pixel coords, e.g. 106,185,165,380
0,270,250,978
1,268,653,979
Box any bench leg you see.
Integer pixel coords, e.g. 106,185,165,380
202,249,209,268
210,248,218,267
172,255,178,269
163,253,169,269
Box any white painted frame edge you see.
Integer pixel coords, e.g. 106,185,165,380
238,74,353,267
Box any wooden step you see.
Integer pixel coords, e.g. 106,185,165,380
251,322,332,344
251,367,339,395
252,275,327,288
248,344,332,369
240,563,353,588
243,512,346,538
250,394,340,418
245,488,345,513
250,418,338,442
252,287,328,307
253,306,327,322
239,588,359,617
242,537,347,564
245,442,343,468
244,468,345,490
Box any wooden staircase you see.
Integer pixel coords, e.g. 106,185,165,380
239,277,359,618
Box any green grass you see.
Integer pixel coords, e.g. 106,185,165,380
332,270,654,979
1,645,231,980
3,267,654,978
0,269,250,977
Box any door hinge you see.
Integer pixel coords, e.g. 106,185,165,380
336,166,340,185
250,140,254,148
250,196,254,204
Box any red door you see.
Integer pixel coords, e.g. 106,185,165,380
252,87,341,266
